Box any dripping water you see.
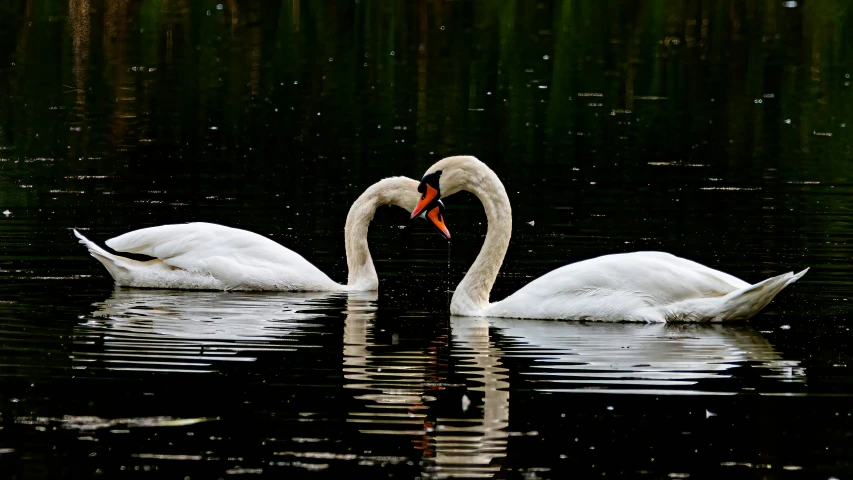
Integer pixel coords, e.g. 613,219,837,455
446,241,452,309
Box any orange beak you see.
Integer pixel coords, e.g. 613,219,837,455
426,206,451,239
410,184,439,219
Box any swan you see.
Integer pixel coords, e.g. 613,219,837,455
409,156,808,322
74,177,450,292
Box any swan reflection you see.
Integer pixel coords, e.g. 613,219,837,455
343,315,804,478
74,288,804,478
488,319,805,394
73,288,348,373
343,311,511,477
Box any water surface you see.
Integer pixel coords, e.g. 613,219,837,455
1,1,852,478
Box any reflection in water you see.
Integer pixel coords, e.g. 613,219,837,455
489,319,805,395
344,314,804,478
66,289,805,478
73,288,341,373
344,312,510,478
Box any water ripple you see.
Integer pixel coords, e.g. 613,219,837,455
72,289,345,373
489,319,805,395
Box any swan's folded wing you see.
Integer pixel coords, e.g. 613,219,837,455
630,251,750,291
557,252,750,301
490,252,755,321
106,223,245,258
105,222,337,289
508,252,749,306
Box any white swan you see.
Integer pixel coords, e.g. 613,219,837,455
74,177,450,292
409,156,808,322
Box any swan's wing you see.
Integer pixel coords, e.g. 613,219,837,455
490,252,750,320
534,251,748,298
626,251,750,290
105,222,338,290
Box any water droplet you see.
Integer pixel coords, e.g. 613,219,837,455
606,406,614,411
390,51,395,56
293,81,298,85
785,119,791,124
440,25,446,31
543,55,550,60
783,1,797,7
780,325,791,330
328,57,333,62
216,3,223,9
206,10,211,15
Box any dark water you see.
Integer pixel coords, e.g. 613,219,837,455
1,1,853,478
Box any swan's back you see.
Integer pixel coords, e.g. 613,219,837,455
102,222,340,291
487,251,753,321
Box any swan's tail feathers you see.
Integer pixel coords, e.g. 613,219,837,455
714,268,809,321
73,229,139,283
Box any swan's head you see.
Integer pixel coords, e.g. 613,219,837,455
410,156,483,218
419,199,450,239
410,170,443,219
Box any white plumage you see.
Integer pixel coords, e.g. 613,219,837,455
74,176,432,292
418,156,808,322
486,251,807,322
75,223,340,291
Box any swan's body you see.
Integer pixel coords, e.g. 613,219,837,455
75,177,440,292
485,251,806,322
412,156,807,322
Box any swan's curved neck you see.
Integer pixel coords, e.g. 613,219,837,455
448,161,512,315
344,177,419,291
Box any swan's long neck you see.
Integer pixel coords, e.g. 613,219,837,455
344,177,420,291
445,159,512,315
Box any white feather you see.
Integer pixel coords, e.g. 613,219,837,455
77,223,340,291
422,156,808,322
74,177,430,292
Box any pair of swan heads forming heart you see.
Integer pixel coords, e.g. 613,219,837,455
413,170,450,239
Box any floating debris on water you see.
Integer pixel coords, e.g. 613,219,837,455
648,161,707,167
